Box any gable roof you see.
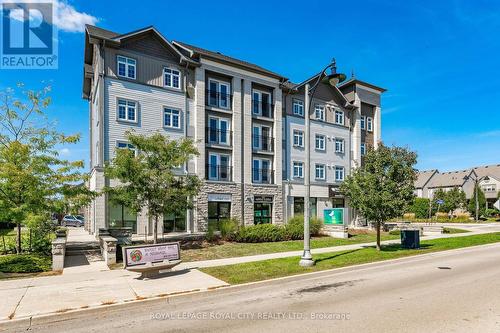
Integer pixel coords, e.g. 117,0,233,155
415,169,438,188
172,41,286,80
427,169,475,188
293,73,353,108
338,77,387,93
473,164,500,182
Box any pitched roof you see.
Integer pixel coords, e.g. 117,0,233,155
427,169,474,188
293,73,353,108
473,164,500,181
172,41,286,80
338,77,387,92
415,169,438,188
85,24,120,40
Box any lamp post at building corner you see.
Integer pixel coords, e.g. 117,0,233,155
463,174,489,222
299,59,346,267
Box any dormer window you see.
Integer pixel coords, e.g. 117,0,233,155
117,56,136,79
164,68,181,89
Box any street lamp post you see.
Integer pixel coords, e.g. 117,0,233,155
464,174,489,222
299,59,346,267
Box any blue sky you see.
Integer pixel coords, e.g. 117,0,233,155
1,0,499,172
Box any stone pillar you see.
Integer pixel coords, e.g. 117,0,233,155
374,106,382,148
51,236,67,271
100,236,117,266
351,96,362,168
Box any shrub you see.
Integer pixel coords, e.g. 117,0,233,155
0,254,51,273
233,224,285,243
205,225,218,242
287,215,322,236
389,229,401,236
485,208,499,218
219,218,239,240
407,198,431,219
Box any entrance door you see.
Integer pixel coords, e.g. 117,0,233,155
208,202,231,230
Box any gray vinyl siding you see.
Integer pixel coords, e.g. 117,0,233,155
286,115,350,185
103,77,188,162
357,87,381,106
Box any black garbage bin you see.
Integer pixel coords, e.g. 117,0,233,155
401,229,420,249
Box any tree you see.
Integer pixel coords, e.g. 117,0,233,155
341,144,417,250
431,188,466,216
104,132,202,243
0,84,94,253
408,197,431,219
468,184,486,219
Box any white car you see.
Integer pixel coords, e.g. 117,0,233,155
61,215,83,227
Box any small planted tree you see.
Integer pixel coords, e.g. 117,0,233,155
341,144,417,250
468,184,486,219
0,84,94,254
104,132,202,243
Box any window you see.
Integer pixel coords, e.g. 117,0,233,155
208,117,230,145
361,143,366,156
117,141,135,150
335,110,344,125
253,158,271,183
252,90,272,117
108,195,137,232
335,138,344,153
293,99,304,116
208,79,230,109
293,161,304,178
117,99,137,122
367,117,373,131
117,56,136,79
163,108,181,129
293,130,304,147
208,153,230,181
315,104,325,121
315,164,326,180
164,68,181,89
335,166,345,181
253,126,272,151
315,134,325,151
360,116,366,130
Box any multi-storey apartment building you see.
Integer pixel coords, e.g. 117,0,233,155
83,25,285,236
83,24,385,236
282,77,385,225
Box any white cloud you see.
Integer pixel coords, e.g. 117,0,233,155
59,148,70,156
8,0,98,33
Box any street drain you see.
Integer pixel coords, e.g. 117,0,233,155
437,266,451,270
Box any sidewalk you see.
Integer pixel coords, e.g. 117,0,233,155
1,224,499,322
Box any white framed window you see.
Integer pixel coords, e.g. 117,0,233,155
116,141,137,156
208,117,230,145
163,107,181,129
117,55,136,79
367,117,373,131
253,158,271,183
293,99,304,116
252,90,272,117
293,161,304,179
208,153,231,181
360,116,366,130
315,104,325,121
293,130,304,147
335,138,344,153
361,143,366,156
164,68,181,89
315,134,325,151
117,99,137,122
335,110,344,125
252,125,272,151
208,79,230,109
335,166,345,181
315,164,326,180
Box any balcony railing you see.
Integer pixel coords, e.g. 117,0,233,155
205,127,232,146
206,90,232,110
252,100,274,118
252,168,274,184
206,164,232,182
252,135,274,152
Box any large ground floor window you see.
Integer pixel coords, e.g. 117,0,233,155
208,201,231,230
332,198,345,208
254,196,273,224
293,197,317,217
163,210,187,233
108,199,137,233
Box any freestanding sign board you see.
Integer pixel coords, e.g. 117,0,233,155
123,243,180,267
494,200,500,211
323,208,345,225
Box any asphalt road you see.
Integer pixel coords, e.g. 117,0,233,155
3,242,500,333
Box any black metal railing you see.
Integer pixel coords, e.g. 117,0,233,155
252,99,274,118
252,134,274,152
205,127,232,146
252,168,274,184
206,164,232,181
206,90,232,109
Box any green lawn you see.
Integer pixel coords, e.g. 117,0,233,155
200,232,500,285
181,230,399,262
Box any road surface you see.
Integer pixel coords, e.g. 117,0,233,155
3,242,500,333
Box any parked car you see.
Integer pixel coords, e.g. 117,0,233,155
75,215,85,222
61,215,83,227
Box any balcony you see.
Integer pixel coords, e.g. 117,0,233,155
206,90,232,110
252,99,274,119
206,127,232,147
252,168,274,184
206,164,232,182
252,134,274,153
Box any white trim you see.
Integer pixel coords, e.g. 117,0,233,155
293,129,304,148
208,116,231,145
163,107,182,129
315,134,326,151
116,55,136,80
367,117,373,132
335,138,345,153
314,104,325,121
293,161,304,179
293,99,304,116
163,67,181,89
315,163,326,180
208,78,231,110
335,109,344,125
116,98,138,123
335,166,345,181
252,89,272,116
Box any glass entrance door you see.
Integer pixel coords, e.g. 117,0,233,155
208,202,231,230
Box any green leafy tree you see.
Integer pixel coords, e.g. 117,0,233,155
104,132,202,243
0,84,94,253
468,184,487,219
408,197,431,219
341,144,417,250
